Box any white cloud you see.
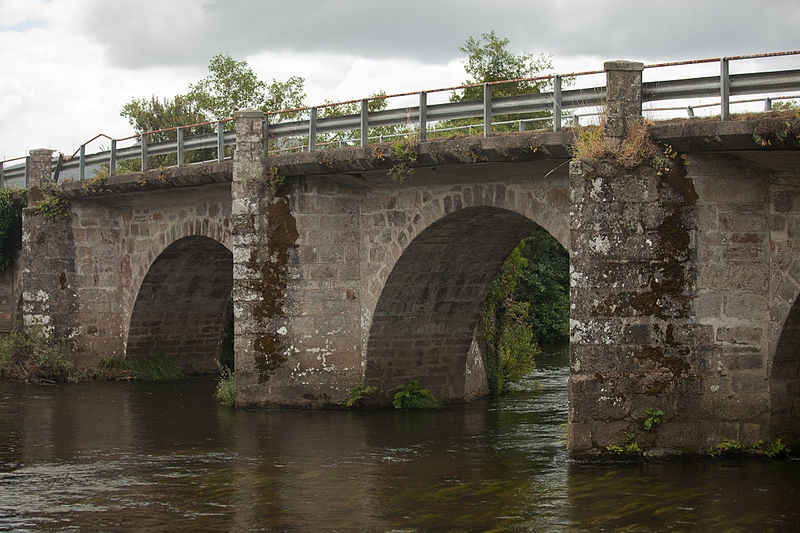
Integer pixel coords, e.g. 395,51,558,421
1,0,798,161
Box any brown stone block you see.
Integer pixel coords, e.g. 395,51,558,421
697,264,768,292
723,292,767,320
715,326,764,346
693,175,766,204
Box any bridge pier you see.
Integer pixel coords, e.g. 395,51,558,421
19,148,82,351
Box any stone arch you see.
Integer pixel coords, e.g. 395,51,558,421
363,180,569,402
126,235,233,372
770,289,800,437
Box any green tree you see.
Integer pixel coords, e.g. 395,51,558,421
479,244,539,394
187,53,306,122
478,227,570,395
120,53,308,165
120,94,212,169
0,188,24,274
437,31,556,136
516,228,570,344
454,30,553,101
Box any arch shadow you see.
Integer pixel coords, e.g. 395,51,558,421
127,235,233,372
771,297,800,436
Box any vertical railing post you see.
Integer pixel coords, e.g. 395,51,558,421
110,139,117,176
24,156,30,186
419,91,428,141
176,127,184,167
79,144,86,180
309,106,317,152
217,121,225,162
764,98,772,112
483,82,492,137
262,119,269,157
720,57,730,121
360,99,369,148
140,134,149,171
553,74,562,132
1,161,5,188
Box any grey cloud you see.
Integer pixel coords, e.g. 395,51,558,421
74,0,799,70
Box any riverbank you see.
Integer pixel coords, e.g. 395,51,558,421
0,329,190,383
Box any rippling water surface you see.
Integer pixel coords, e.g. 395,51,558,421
1,347,799,531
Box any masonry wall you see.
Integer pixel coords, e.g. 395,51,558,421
567,149,799,456
233,137,572,407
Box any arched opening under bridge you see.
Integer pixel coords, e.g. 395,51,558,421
364,206,569,404
127,235,233,373
771,295,800,437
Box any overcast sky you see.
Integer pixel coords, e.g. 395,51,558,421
1,0,798,160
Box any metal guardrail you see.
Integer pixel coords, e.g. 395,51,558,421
1,51,799,187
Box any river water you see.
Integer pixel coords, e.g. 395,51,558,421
1,347,799,531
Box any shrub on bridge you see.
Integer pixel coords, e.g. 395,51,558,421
392,379,440,409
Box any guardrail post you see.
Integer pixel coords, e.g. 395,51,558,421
262,119,269,157
483,83,492,137
79,144,86,180
140,134,149,171
309,106,317,152
419,91,427,141
553,74,562,132
360,99,369,147
176,127,184,167
28,148,54,192
110,139,117,176
603,60,644,149
720,57,730,121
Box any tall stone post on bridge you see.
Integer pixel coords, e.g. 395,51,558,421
20,148,80,342
602,61,644,149
231,110,308,406
231,109,271,403
568,61,711,457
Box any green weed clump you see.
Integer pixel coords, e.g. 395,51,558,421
392,378,440,409
0,328,76,382
644,408,664,431
98,355,187,381
754,438,792,459
214,362,235,407
339,383,377,408
709,438,743,458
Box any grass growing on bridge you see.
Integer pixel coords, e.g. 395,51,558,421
98,355,187,381
214,362,235,407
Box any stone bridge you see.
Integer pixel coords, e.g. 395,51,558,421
11,62,800,456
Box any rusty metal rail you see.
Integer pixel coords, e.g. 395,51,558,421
1,51,798,187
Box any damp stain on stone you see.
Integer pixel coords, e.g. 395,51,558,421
249,197,299,382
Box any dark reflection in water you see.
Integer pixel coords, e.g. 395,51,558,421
1,346,798,531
